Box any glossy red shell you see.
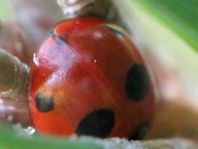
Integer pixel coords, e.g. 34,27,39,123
29,17,155,138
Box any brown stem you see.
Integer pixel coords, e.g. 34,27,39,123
0,49,30,125
57,0,120,23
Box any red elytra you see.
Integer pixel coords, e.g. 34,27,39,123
29,17,155,139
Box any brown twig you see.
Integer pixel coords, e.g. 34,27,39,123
57,0,121,24
0,49,30,125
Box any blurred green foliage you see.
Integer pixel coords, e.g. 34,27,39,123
135,0,198,51
0,0,14,19
0,126,102,149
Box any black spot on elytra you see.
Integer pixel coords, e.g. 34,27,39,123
129,122,149,140
35,93,54,112
106,24,124,38
125,64,149,101
76,109,115,138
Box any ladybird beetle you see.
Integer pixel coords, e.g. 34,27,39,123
29,17,155,139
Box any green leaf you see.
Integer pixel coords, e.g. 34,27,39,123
134,0,198,51
0,127,102,149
